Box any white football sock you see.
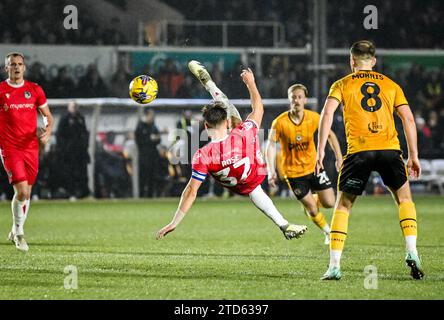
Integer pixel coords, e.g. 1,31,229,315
11,195,27,235
405,235,418,255
23,198,30,233
330,250,342,268
249,185,288,228
206,80,228,101
206,81,242,121
323,225,331,234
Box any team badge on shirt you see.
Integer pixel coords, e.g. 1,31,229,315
5,93,10,99
296,135,302,141
242,121,253,131
24,91,31,99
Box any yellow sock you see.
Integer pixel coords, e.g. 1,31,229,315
399,201,417,237
311,212,328,230
330,210,349,251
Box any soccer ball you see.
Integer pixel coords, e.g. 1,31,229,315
129,75,158,104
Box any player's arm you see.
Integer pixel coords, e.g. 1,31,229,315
38,104,54,145
242,68,264,128
327,129,343,172
316,98,340,174
396,105,421,178
265,131,278,188
156,178,202,239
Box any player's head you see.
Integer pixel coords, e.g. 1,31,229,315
5,52,26,82
349,40,376,72
287,84,308,113
202,101,228,133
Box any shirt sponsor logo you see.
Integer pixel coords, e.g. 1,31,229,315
289,141,309,151
368,122,383,133
7,104,34,110
3,103,8,111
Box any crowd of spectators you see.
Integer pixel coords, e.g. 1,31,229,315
0,0,127,45
1,0,442,48
24,63,111,99
162,0,443,48
327,0,444,48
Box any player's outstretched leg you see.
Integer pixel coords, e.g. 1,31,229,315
188,60,242,122
249,185,307,240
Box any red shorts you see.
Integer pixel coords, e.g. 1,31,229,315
0,147,39,185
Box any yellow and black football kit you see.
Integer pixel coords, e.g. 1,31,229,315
328,70,408,195
270,109,332,199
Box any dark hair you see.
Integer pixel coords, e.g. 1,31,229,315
202,101,227,128
350,40,376,59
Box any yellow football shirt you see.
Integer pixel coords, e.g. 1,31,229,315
270,110,320,178
328,70,408,154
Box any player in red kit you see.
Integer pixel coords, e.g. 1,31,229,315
156,64,307,240
0,52,54,251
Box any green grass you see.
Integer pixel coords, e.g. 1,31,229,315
0,195,443,300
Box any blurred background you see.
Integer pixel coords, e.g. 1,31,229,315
0,0,443,200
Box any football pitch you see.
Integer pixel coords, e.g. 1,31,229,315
0,195,443,300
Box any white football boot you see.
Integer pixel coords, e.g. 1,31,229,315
188,60,212,87
14,234,29,252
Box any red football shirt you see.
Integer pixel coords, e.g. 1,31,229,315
0,80,47,150
192,119,266,195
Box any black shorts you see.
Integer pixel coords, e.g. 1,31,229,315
338,150,408,195
285,171,332,200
